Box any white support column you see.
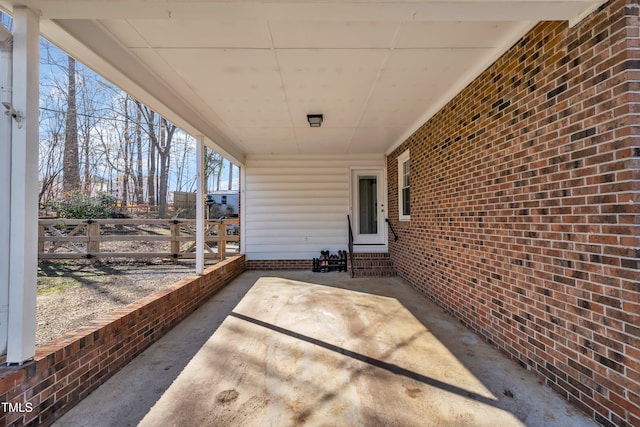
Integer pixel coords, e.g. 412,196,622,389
0,23,13,357
240,165,246,256
195,135,205,275
7,7,39,364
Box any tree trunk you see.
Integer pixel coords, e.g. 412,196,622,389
158,119,165,217
122,96,130,204
63,56,81,193
156,119,175,218
135,102,144,204
176,136,190,191
204,147,222,193
216,163,222,191
82,132,91,193
143,107,157,207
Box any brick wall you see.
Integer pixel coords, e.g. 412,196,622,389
0,255,246,426
387,1,639,425
246,259,312,270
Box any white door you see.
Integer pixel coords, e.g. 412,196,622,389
351,169,386,246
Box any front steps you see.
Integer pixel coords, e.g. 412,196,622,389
348,252,397,277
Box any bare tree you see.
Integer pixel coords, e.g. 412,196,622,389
227,160,233,191
38,107,65,207
95,123,122,198
41,42,115,200
40,42,71,205
76,66,109,194
135,101,144,204
92,92,135,203
63,56,81,192
140,106,157,207
204,148,223,192
156,118,176,217
139,105,177,217
172,133,193,192
121,95,131,204
38,38,237,220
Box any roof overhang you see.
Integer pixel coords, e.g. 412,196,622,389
0,1,606,164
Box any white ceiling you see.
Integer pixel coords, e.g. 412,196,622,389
0,0,604,163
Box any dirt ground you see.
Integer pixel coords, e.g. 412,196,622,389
36,260,214,345
36,220,238,346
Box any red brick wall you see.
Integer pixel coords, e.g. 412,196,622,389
387,1,639,425
246,259,312,270
0,255,246,427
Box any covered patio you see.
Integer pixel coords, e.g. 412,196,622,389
56,271,596,426
1,0,637,424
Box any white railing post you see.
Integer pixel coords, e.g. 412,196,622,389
195,135,205,275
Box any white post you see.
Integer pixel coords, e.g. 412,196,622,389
195,135,205,275
7,7,39,364
240,165,246,256
0,23,13,357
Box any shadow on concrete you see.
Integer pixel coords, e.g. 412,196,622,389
229,311,499,407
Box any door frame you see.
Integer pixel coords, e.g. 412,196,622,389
349,167,387,251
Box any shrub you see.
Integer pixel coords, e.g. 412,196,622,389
52,192,114,219
97,192,118,207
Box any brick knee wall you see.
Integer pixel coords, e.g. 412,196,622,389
0,255,246,427
246,259,312,270
387,1,639,425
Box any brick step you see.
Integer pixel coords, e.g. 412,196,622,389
351,253,391,259
348,252,397,277
350,260,395,268
352,268,397,277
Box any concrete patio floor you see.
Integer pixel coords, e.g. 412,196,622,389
55,271,597,427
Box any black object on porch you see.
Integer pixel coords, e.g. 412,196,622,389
312,250,348,273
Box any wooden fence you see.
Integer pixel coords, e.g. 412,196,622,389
38,218,239,261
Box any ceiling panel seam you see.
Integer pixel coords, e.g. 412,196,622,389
345,22,403,154
267,20,299,155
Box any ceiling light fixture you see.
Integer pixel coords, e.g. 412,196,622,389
307,114,323,128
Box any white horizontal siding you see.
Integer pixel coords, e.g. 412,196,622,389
243,155,384,260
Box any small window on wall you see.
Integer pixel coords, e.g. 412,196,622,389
398,150,410,221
